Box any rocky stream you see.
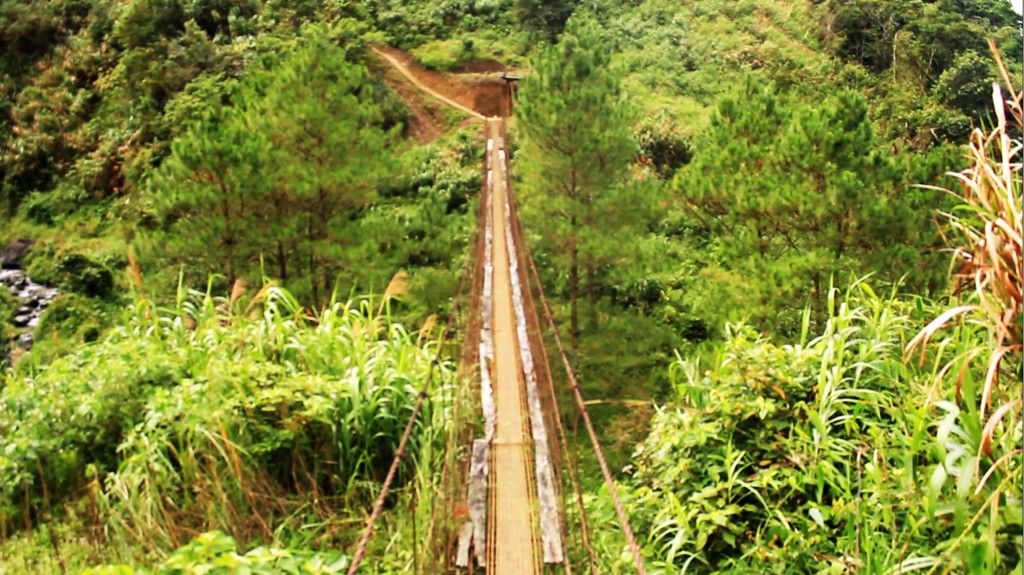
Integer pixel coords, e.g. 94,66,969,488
2,240,59,352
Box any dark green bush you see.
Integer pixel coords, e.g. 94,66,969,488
18,186,90,225
33,293,108,346
55,254,114,298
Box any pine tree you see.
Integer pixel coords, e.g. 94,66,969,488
516,22,635,344
245,31,397,306
674,79,949,332
143,27,397,303
145,90,268,285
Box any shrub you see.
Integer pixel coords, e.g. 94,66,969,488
606,282,1022,573
410,39,462,70
17,185,89,225
83,530,348,574
55,253,115,298
0,284,454,557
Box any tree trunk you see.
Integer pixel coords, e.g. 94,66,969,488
586,262,597,332
308,216,319,308
277,240,287,281
569,217,579,348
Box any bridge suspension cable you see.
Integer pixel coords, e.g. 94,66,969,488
508,189,650,575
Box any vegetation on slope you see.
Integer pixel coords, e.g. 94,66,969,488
0,0,1021,572
1,283,457,572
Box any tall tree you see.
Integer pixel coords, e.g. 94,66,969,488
516,22,635,344
142,27,396,302
145,87,267,285
246,30,396,305
673,79,953,332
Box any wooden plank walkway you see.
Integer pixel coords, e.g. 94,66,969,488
487,118,541,575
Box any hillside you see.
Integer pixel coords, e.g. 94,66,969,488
0,0,1022,573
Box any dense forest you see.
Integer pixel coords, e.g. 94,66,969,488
0,0,1021,573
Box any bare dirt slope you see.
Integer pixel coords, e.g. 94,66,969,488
369,46,511,143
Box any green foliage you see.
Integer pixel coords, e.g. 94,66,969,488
934,50,999,112
54,254,114,298
0,284,454,557
17,185,90,226
673,79,955,333
24,293,112,366
0,288,16,366
141,26,398,305
83,530,348,574
635,110,692,179
515,0,575,41
359,0,515,49
517,20,636,341
602,283,1022,573
410,38,471,70
819,0,1022,145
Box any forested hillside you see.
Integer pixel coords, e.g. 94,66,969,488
0,0,1020,573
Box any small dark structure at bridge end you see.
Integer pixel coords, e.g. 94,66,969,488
500,72,520,116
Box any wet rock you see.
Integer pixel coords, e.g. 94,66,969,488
0,267,59,353
1,239,33,269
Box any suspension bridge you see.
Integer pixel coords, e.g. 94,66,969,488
346,48,648,575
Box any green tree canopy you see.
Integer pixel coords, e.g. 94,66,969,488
516,21,636,342
674,79,954,333
141,27,397,303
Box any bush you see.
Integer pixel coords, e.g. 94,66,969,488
83,531,348,574
410,38,462,70
17,185,89,225
635,112,692,178
54,253,114,298
604,283,1023,573
0,288,17,367
30,293,111,360
0,286,454,556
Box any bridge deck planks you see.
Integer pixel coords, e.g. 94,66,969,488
487,118,541,575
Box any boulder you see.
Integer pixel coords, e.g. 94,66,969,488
1,239,33,269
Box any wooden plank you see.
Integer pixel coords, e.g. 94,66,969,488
468,438,490,567
480,347,495,440
456,521,475,568
487,118,540,574
501,180,564,564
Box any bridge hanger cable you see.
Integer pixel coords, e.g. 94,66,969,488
502,152,598,574
507,188,649,575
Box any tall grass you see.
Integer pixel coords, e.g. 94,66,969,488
900,44,1023,574
602,46,1023,575
908,48,1022,467
605,281,1022,574
0,278,455,563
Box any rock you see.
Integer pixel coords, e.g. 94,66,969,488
0,264,59,350
1,239,33,269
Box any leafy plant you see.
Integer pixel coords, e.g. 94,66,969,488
0,280,454,560
604,281,1022,574
903,47,1022,570
83,530,349,575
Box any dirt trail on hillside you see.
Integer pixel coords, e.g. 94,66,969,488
371,46,486,120
369,46,516,143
